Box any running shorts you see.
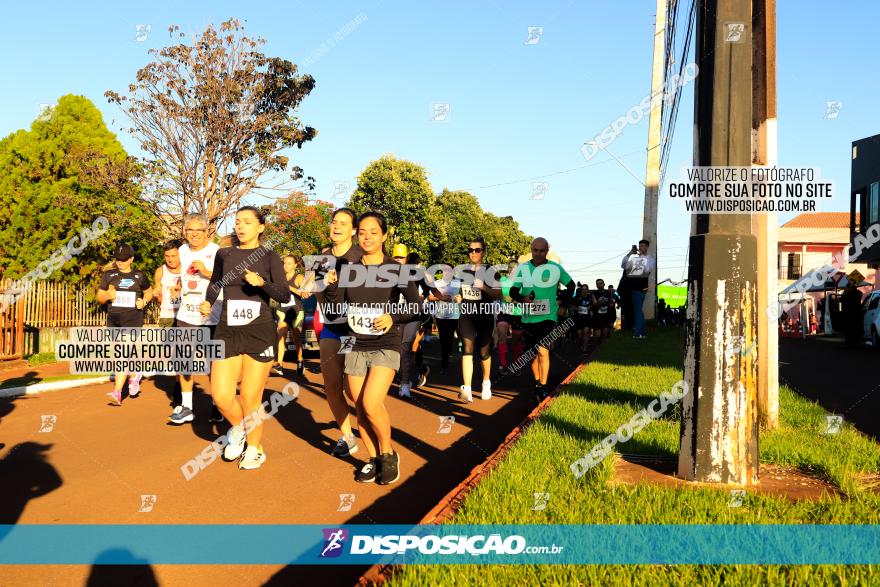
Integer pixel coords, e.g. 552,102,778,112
523,319,558,349
213,321,277,362
107,311,144,328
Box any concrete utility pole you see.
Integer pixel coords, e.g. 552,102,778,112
678,0,759,485
752,0,779,429
642,0,667,321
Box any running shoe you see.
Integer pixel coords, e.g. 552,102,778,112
481,380,492,401
271,363,284,377
223,425,246,461
168,405,194,425
355,458,378,483
128,373,142,397
398,383,412,398
209,405,224,423
415,365,430,389
331,436,359,457
107,390,122,406
296,361,304,375
459,385,473,403
239,445,266,470
377,451,400,485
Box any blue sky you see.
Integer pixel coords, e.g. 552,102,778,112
1,1,877,285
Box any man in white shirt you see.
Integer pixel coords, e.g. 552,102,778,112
169,214,223,425
620,239,656,339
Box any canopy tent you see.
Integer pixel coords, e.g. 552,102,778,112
779,268,873,295
777,267,873,338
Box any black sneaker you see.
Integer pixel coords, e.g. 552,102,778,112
331,436,359,457
377,451,400,485
209,405,224,423
271,363,284,377
297,361,304,375
355,459,379,483
415,365,430,389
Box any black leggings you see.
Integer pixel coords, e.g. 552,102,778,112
435,318,458,369
458,315,494,361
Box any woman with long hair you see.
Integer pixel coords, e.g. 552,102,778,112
323,211,423,485
273,254,306,376
200,206,290,470
308,208,363,458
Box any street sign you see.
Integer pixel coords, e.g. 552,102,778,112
847,269,865,285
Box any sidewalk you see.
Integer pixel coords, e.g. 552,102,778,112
0,362,110,398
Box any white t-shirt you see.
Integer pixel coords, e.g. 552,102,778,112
176,242,223,325
433,278,461,320
158,264,182,319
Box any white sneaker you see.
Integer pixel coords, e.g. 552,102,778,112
224,425,246,461
481,381,492,401
459,385,473,403
399,383,411,398
238,445,266,470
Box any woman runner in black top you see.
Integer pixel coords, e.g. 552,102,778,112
323,211,422,486
199,207,291,471
453,237,501,403
305,208,364,459
274,254,306,376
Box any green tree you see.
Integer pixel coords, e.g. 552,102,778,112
262,192,335,260
106,18,317,237
0,95,164,291
436,189,532,266
348,155,446,262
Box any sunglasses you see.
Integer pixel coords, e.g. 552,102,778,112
467,247,484,253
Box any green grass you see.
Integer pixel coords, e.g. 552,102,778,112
389,328,880,586
26,351,57,367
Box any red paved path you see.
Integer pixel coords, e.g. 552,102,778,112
0,338,584,586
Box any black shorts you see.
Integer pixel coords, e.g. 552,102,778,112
523,320,558,349
574,314,591,330
591,311,614,328
497,313,523,331
107,311,144,328
458,314,494,348
174,320,217,338
213,320,277,362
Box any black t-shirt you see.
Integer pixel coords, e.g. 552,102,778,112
316,244,364,335
457,265,499,317
592,289,614,318
205,246,290,326
99,269,150,315
323,254,423,352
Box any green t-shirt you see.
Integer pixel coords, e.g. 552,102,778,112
512,260,573,324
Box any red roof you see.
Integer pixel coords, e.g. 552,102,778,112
782,212,859,229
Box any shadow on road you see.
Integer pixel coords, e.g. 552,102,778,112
0,441,63,544
86,549,158,587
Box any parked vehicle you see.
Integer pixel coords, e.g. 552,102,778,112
863,291,880,348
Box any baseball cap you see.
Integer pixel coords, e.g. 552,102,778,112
114,243,135,260
391,244,408,258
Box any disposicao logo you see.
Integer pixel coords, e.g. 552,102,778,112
320,528,348,558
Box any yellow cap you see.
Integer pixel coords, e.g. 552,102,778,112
392,244,408,258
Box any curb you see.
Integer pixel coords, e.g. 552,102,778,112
356,344,600,586
0,376,112,399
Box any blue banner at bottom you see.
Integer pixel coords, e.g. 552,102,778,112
0,525,878,565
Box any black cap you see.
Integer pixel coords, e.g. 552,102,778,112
114,243,135,260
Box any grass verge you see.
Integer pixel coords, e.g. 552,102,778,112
388,328,880,586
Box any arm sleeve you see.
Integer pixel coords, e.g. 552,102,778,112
205,251,224,306
139,272,151,291
391,279,423,323
621,254,631,269
263,254,292,303
99,272,112,290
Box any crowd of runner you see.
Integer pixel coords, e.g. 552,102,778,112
96,207,658,485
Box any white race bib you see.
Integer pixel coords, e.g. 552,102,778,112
113,291,136,308
530,299,550,316
347,306,385,335
227,300,261,326
461,284,481,301
577,306,590,315
178,292,205,322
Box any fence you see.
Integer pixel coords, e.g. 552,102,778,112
0,279,160,357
